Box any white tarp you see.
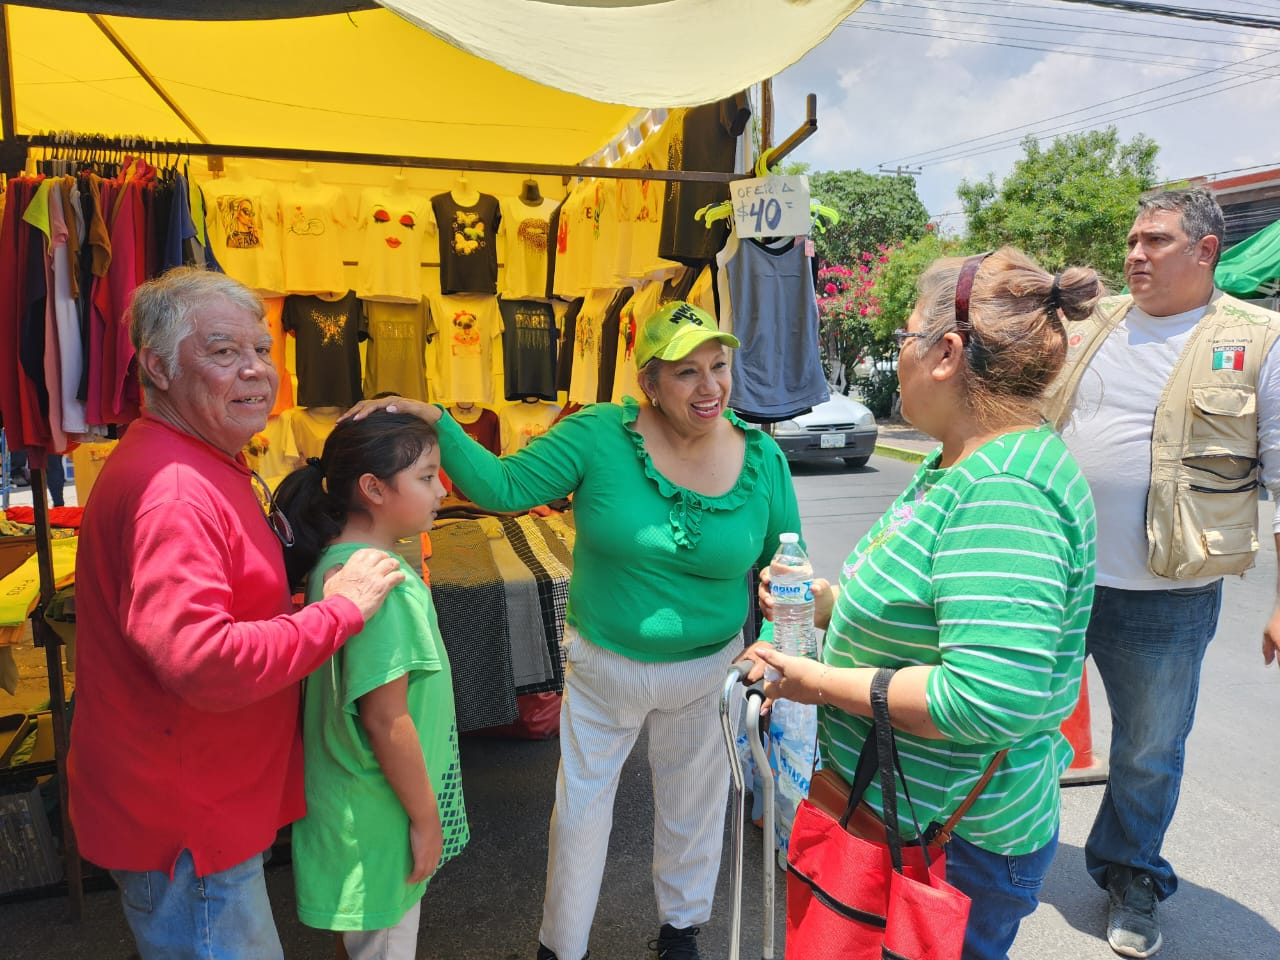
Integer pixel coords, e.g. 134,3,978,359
378,0,867,107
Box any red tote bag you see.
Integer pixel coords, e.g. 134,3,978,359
784,668,971,960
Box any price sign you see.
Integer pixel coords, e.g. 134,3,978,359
729,175,811,239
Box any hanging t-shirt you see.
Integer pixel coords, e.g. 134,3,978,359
659,93,751,266
556,297,583,394
261,296,294,416
450,405,501,455
364,299,432,402
290,405,343,461
500,401,562,455
498,297,558,402
585,180,622,291
611,268,711,405
596,286,633,404
544,199,564,299
552,188,594,300
724,238,829,422
428,293,503,405
568,288,630,406
355,189,430,304
498,195,559,299
280,180,351,296
282,291,367,408
431,192,501,295
202,176,286,295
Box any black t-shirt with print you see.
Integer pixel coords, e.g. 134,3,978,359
498,298,559,402
659,92,752,266
431,192,502,294
282,291,367,407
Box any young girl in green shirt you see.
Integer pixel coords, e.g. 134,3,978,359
275,411,469,960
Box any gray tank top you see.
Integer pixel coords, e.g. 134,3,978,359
726,237,829,421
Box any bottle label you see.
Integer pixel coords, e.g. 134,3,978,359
772,580,813,602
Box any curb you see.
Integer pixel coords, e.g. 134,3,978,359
874,443,928,464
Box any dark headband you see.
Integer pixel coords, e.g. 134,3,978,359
954,252,993,335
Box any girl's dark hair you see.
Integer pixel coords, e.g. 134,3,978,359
274,411,438,592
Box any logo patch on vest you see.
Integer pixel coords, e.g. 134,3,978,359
1212,344,1245,371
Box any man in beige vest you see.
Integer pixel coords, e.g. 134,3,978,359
1045,188,1280,958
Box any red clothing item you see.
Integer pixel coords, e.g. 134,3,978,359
68,415,364,878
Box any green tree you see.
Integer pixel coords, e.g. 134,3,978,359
958,128,1158,284
804,170,931,267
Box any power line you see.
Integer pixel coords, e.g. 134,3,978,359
874,1,1280,54
868,27,1280,165
920,67,1277,165
1049,0,1280,30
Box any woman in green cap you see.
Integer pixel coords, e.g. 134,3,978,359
344,300,803,960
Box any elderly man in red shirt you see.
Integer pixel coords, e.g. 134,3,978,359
68,268,405,960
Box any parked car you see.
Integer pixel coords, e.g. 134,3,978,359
756,389,878,469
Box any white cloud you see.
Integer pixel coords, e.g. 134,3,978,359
773,1,1280,233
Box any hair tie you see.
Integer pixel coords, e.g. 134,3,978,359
306,457,324,475
1047,273,1063,313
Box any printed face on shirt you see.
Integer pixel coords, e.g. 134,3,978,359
382,444,446,539
1124,209,1218,316
157,297,279,457
371,204,418,250
649,341,731,431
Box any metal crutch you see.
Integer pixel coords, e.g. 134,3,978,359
720,661,776,960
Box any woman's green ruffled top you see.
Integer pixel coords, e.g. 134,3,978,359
436,396,801,662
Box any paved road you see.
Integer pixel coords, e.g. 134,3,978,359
3,454,1277,958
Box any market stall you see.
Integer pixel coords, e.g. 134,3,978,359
0,0,859,914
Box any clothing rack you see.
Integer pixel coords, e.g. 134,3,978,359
10,95,818,184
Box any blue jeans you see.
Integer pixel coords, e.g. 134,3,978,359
945,828,1058,960
111,848,283,960
1084,581,1222,901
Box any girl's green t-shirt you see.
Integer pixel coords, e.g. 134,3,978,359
293,542,469,931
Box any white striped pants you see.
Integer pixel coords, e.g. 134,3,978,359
538,628,739,960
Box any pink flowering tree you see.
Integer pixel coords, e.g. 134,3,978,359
817,244,898,417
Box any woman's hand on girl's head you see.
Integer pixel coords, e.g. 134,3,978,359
340,395,442,425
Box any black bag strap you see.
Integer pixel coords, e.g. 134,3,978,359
838,668,929,872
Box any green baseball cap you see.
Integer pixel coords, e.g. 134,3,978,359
635,301,740,370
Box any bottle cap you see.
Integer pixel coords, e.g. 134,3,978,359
779,532,799,543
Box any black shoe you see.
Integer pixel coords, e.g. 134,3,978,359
1105,866,1162,958
536,946,588,960
648,924,701,960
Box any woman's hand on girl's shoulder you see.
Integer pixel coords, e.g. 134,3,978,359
341,395,441,424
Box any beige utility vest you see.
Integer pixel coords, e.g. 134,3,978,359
1042,291,1280,579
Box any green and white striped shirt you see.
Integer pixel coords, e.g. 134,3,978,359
821,425,1096,855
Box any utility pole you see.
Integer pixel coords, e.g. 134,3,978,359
878,164,922,178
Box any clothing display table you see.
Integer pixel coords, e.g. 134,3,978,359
428,512,574,732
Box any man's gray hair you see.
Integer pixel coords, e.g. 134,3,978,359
128,267,264,394
1138,187,1226,266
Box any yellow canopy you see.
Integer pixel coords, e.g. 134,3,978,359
5,2,865,162
5,5,636,163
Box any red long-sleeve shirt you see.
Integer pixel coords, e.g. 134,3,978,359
68,415,363,877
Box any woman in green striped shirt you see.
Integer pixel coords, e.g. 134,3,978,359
748,248,1104,960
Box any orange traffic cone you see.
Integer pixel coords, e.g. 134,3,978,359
1060,672,1108,786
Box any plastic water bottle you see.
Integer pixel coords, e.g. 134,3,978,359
767,532,816,680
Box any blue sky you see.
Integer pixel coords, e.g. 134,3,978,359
773,0,1280,232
